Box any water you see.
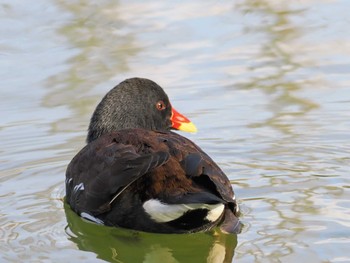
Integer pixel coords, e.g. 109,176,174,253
1,0,349,262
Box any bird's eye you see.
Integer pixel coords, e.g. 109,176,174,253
156,101,166,111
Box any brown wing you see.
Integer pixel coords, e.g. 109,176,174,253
161,132,241,233
162,132,236,203
65,133,169,216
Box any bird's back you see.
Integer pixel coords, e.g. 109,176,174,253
66,129,240,233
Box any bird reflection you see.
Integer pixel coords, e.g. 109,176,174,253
64,202,237,263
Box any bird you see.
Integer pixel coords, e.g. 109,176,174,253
65,77,241,234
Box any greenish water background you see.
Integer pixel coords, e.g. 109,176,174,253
1,0,349,262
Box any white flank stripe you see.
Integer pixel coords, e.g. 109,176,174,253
143,199,225,223
65,178,73,184
73,182,84,193
206,204,225,222
81,212,104,225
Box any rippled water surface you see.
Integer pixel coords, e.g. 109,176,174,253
1,0,350,262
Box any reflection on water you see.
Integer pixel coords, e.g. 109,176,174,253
236,0,319,134
39,0,145,163
64,203,237,263
1,0,350,262
43,0,141,135
229,1,350,261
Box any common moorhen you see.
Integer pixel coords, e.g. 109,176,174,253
65,78,241,234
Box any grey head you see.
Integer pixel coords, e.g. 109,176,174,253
87,78,173,143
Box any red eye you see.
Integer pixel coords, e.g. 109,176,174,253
156,101,166,111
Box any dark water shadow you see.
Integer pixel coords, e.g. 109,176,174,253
64,203,238,263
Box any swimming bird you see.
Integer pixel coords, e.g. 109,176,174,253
65,78,241,234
